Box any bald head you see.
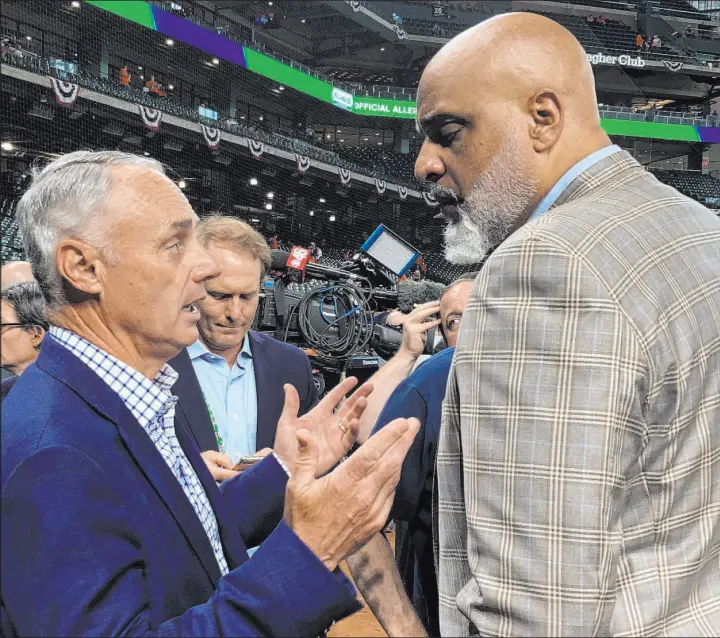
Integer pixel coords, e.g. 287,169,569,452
422,13,600,127
415,13,611,264
1,261,34,290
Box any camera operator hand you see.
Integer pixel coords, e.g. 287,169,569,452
284,418,420,572
357,301,440,443
397,300,442,359
273,376,373,476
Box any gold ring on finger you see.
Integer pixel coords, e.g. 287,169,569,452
337,421,349,435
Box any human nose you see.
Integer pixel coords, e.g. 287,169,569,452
414,139,445,183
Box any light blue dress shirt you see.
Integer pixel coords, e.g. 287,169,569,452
187,336,258,462
529,144,621,221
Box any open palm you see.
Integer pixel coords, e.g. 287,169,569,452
274,377,373,476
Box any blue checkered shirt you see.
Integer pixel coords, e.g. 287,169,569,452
49,326,229,577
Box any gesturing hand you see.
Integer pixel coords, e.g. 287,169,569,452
273,377,373,476
398,301,441,359
284,417,420,572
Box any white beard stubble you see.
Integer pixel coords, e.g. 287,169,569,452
443,134,539,265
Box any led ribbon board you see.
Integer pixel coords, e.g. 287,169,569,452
87,1,720,141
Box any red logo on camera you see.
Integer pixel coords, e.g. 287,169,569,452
287,246,310,271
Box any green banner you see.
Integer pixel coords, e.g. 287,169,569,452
351,97,417,119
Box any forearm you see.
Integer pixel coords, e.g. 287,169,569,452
346,533,427,637
357,351,417,443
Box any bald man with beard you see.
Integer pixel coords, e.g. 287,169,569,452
414,13,720,637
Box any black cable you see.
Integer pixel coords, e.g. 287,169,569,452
296,281,375,364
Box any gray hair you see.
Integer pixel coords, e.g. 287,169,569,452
0,281,49,332
15,150,166,311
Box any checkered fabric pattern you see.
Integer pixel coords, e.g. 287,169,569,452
436,151,720,636
49,327,229,577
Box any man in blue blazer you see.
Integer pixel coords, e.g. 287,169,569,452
168,216,317,480
1,150,419,637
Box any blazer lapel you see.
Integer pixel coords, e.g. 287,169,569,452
249,332,279,451
168,348,218,452
174,414,249,571
37,338,223,587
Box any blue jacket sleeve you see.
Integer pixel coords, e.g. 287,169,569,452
371,382,429,523
1,446,360,637
219,454,288,547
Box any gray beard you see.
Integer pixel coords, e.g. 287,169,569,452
443,136,538,265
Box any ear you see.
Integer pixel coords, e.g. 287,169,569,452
56,239,106,298
527,90,563,153
27,325,45,348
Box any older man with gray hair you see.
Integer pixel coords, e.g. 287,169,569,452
0,280,48,400
1,150,419,637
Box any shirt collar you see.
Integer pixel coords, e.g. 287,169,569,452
188,334,253,364
48,326,178,429
528,144,621,222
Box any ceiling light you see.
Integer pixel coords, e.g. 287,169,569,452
380,46,385,51
165,38,174,46
319,197,326,203
251,218,260,222
363,137,368,141
1,142,14,151
26,36,32,41
375,132,380,136
309,210,314,216
212,57,219,65
301,18,306,23
178,179,186,189
168,84,174,90
337,129,342,133
278,85,285,91
326,134,331,138
140,75,144,80
249,177,258,186
378,142,382,145
266,192,274,199
240,115,246,119
268,1,273,5
138,66,143,70
71,1,80,7
265,203,273,210
329,215,336,222
143,151,150,156
258,115,264,121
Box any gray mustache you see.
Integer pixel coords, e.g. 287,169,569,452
429,186,460,206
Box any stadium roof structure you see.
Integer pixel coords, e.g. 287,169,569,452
87,0,720,142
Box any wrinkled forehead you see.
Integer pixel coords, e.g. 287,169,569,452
417,55,485,126
440,281,474,314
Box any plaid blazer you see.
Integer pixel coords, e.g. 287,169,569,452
436,150,720,636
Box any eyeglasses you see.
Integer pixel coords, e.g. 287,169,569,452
0,323,25,328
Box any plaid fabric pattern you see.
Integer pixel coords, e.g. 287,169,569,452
436,151,720,636
49,327,229,577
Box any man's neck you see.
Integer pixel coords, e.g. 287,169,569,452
54,308,167,380
512,133,613,235
201,335,245,369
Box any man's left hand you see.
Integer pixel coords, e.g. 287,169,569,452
274,377,372,476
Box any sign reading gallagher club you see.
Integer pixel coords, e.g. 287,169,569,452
586,52,646,68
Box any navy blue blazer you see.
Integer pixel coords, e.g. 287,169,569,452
0,375,17,402
170,330,318,453
0,337,359,636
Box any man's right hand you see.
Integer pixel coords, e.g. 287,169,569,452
397,301,441,360
283,417,420,572
201,450,239,482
